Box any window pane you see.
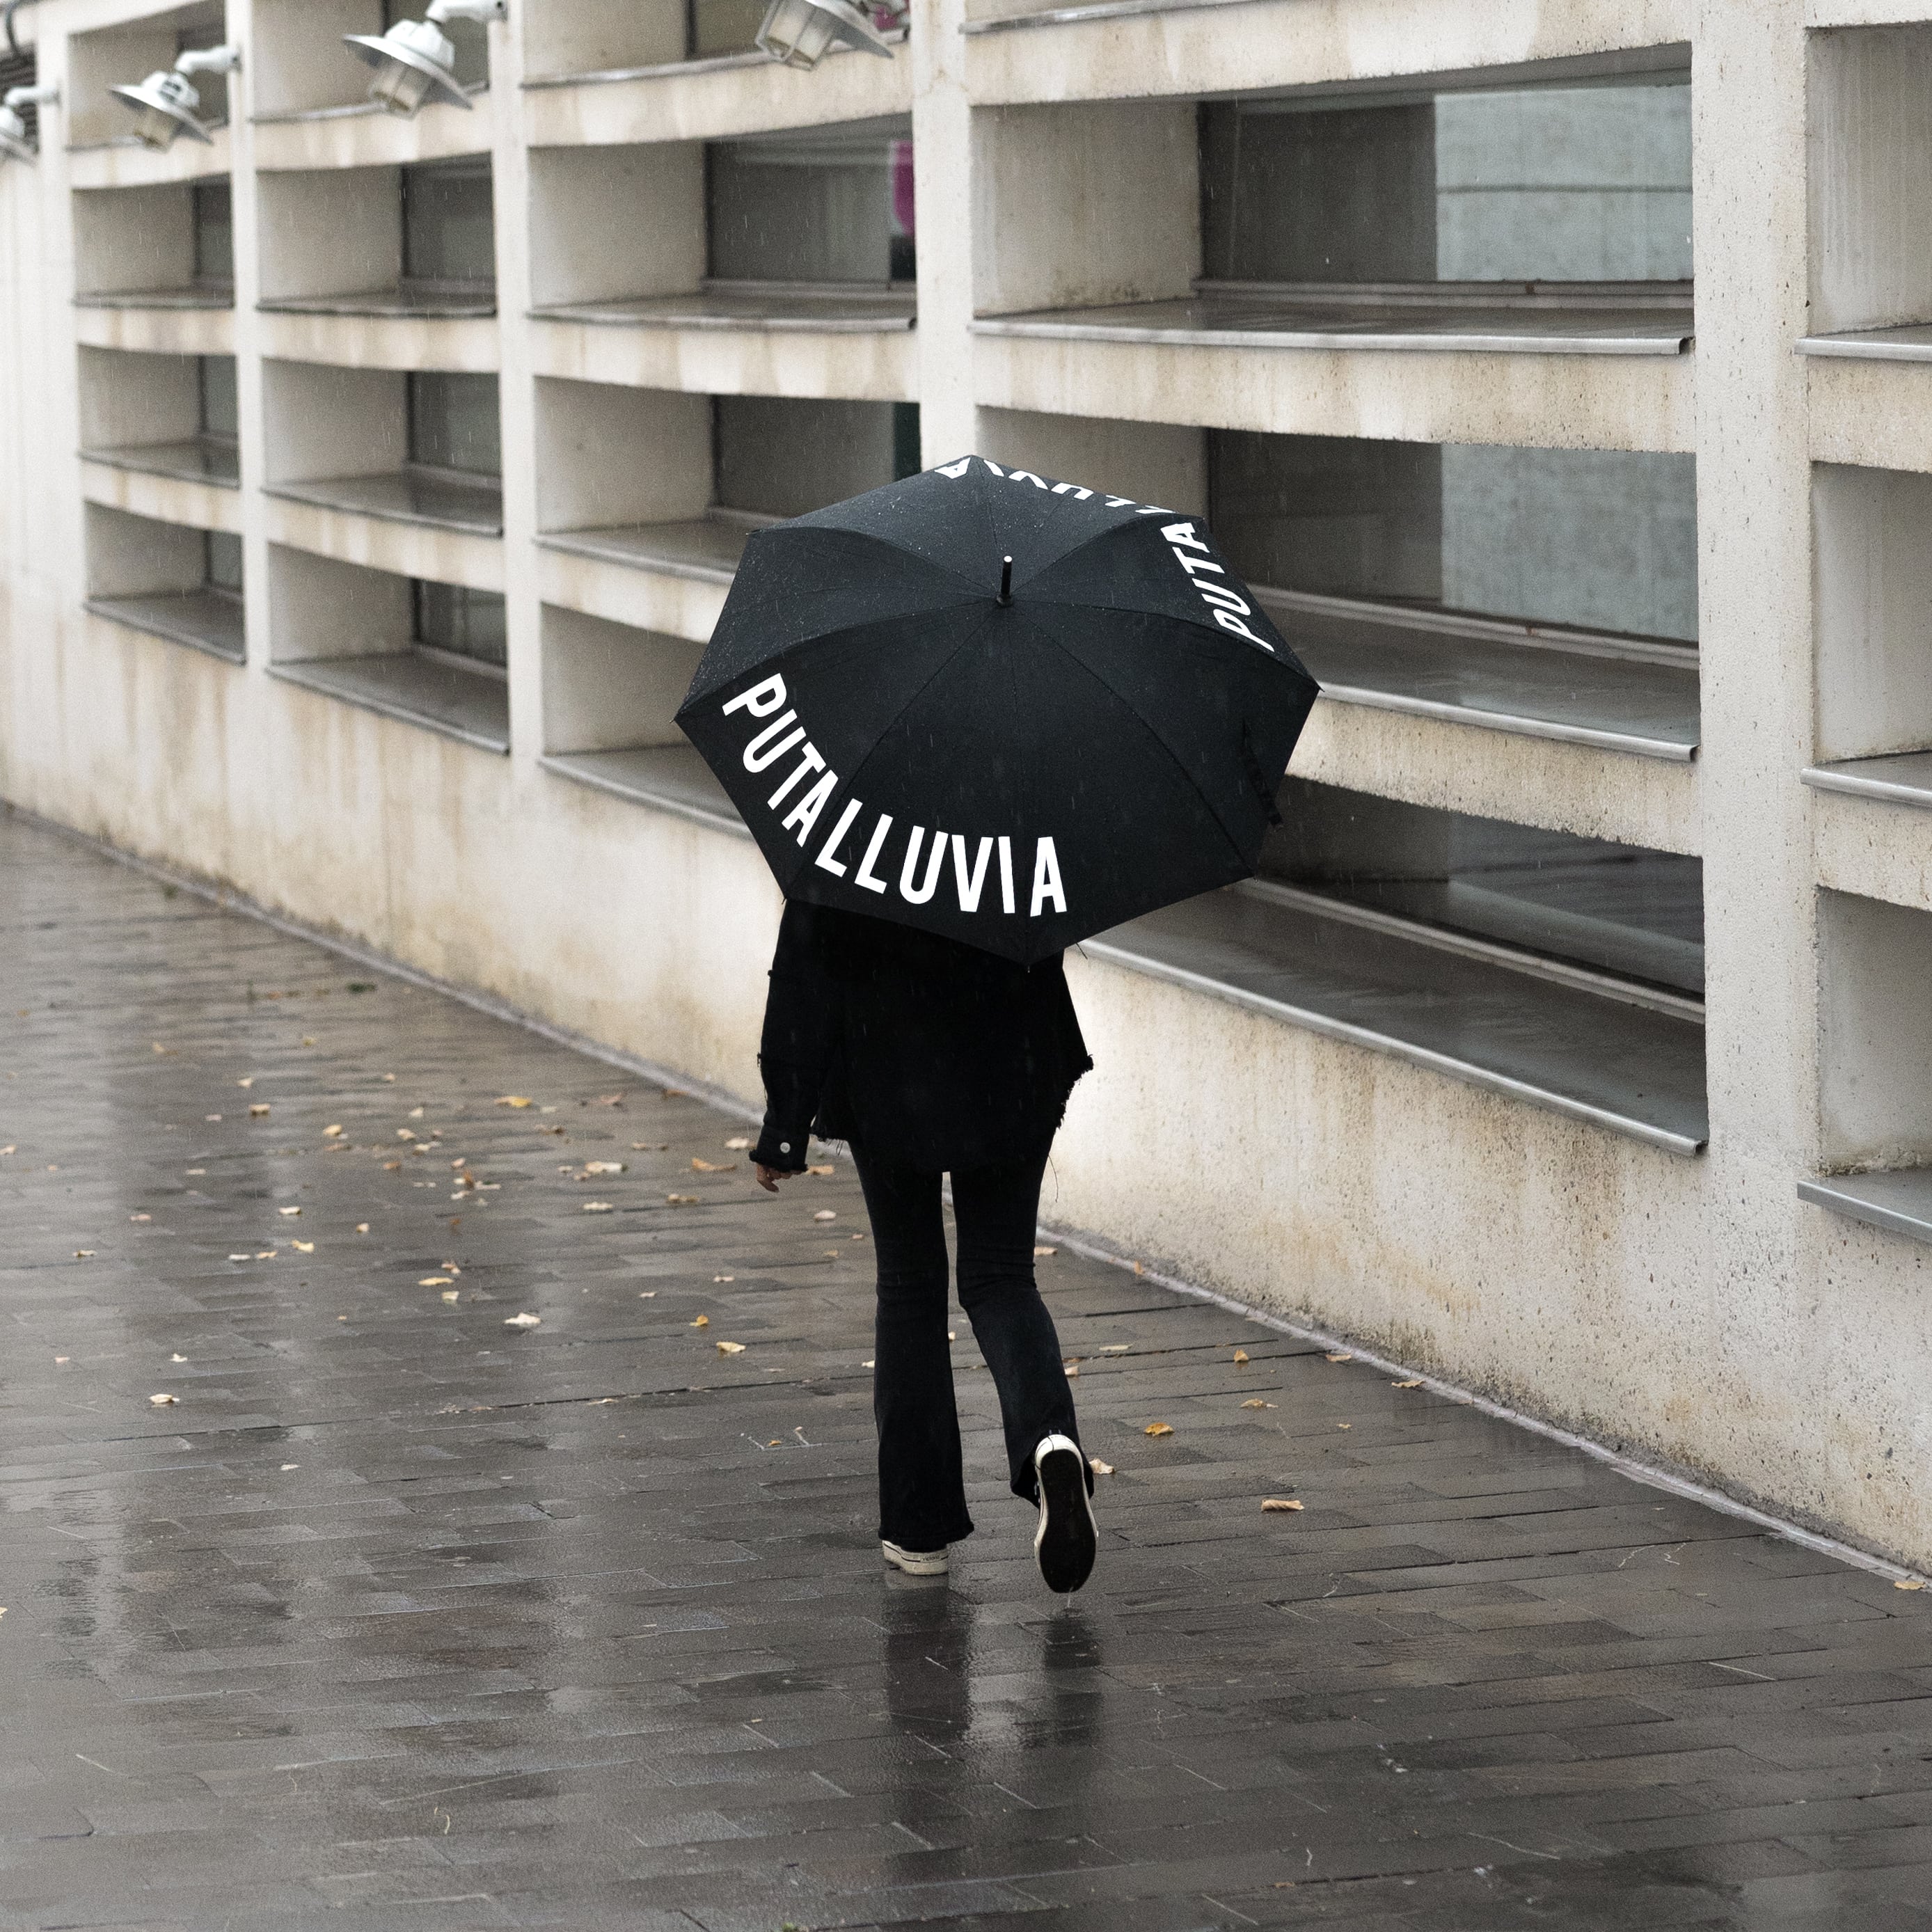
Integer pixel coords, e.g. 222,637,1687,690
688,0,768,58
413,581,507,667
407,372,501,475
1265,781,1705,996
198,357,237,439
191,180,232,285
1210,432,1699,642
204,530,244,593
384,0,489,88
715,397,915,516
402,159,496,287
1201,81,1692,286
708,121,914,284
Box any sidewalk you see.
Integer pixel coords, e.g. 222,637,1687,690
3,807,1931,1932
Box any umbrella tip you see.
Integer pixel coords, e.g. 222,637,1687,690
998,555,1013,606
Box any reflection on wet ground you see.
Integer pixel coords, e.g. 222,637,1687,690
3,810,1931,1931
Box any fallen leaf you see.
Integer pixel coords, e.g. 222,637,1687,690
382,1072,396,1082
205,1114,223,1123
301,1036,315,1047
504,1312,541,1329
278,1205,301,1217
74,1250,95,1259
639,1290,658,1297
806,1163,834,1175
55,1356,70,1363
441,1290,459,1303
228,1253,251,1262
948,1331,956,1341
1132,1261,1145,1275
814,1210,837,1222
631,1141,667,1150
1088,1457,1114,1476
1033,1245,1057,1258
690,1157,734,1173
1063,1361,1079,1377
768,1439,781,1447
396,1128,417,1142
151,1041,171,1054
862,1359,875,1368
0,1146,13,1156
585,1159,626,1174
419,1276,452,1288
596,1093,624,1107
1100,1345,1130,1354
186,1167,205,1175
382,1161,401,1172
1233,1349,1250,1365
1144,1423,1173,1438
248,1103,270,1118
236,1077,253,1088
171,1353,187,1363
280,1463,299,1471
1262,1498,1305,1513
292,1240,314,1254
1392,1378,1423,1390
1897,1579,1928,1592
149,1393,177,1406
1324,1352,1354,1363
582,1201,614,1213
409,1105,425,1119
716,1340,746,1355
496,1095,533,1109
355,1223,370,1234
1336,1422,1352,1430
667,1194,699,1205
255,1251,276,1260
724,1137,752,1150
1240,1398,1275,1410
712,1275,734,1283
129,1212,152,1224
850,1233,866,1242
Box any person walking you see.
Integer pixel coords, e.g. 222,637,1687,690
750,898,1100,1594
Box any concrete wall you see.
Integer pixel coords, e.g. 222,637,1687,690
7,0,1932,1576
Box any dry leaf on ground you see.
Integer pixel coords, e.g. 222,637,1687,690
807,1163,834,1176
1897,1579,1928,1592
1233,1349,1249,1365
1392,1379,1424,1389
236,1077,253,1088
227,1253,251,1262
441,1290,459,1303
248,1104,270,1118
582,1201,614,1214
74,1250,95,1259
1324,1352,1354,1363
814,1210,837,1222
667,1194,699,1205
292,1240,314,1254
691,1315,710,1328
1033,1245,1057,1257
149,1393,177,1406
724,1137,752,1150
690,1158,734,1173
408,1106,425,1119
1144,1422,1174,1438
496,1096,532,1109
1088,1457,1114,1476
1240,1399,1275,1410
1262,1498,1305,1513
504,1313,541,1329
584,1160,626,1175
278,1205,301,1217
324,1125,344,1139
130,1213,152,1222
355,1222,370,1233
1100,1345,1130,1354
419,1276,452,1287
631,1141,668,1151
716,1340,746,1355
1063,1361,1079,1377
1336,1422,1353,1430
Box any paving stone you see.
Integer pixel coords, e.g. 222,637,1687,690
6,809,1932,1929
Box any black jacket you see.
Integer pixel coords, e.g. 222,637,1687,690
750,902,1092,1175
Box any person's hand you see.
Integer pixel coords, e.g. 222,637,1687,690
756,1164,787,1194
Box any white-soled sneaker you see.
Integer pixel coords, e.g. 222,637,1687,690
881,1539,949,1577
1032,1434,1098,1594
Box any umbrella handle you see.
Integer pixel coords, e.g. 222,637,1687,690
998,555,1013,606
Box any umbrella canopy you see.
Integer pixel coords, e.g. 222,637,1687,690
676,455,1320,965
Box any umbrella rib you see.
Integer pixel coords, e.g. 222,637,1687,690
778,514,990,596
1008,608,1259,873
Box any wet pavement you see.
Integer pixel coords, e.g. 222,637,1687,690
4,807,1932,1932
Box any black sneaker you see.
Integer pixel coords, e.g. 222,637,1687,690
1032,1434,1097,1594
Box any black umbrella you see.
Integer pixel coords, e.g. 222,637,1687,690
676,455,1320,965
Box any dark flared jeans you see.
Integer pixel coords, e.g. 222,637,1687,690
853,1141,1082,1553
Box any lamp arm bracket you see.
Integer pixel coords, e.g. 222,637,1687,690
427,0,507,22
3,81,57,109
174,43,242,77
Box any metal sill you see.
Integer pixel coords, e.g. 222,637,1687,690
541,747,751,840
537,512,768,583
81,438,239,488
1798,326,1932,364
258,287,496,321
269,655,508,753
1264,589,1700,761
1799,1171,1932,1246
266,470,503,537
74,285,233,312
531,287,916,334
973,290,1691,357
86,590,245,664
1801,753,1932,811
1084,887,1708,1155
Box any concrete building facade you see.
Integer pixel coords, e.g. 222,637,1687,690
3,0,1930,1567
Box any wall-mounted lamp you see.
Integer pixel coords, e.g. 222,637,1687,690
109,43,240,151
345,0,503,119
756,0,901,70
0,81,56,163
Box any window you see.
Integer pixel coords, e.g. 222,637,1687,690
688,0,768,58
1264,782,1704,1005
714,397,921,518
413,581,506,670
192,180,233,289
1210,432,1698,644
406,372,501,477
708,121,915,285
402,158,496,294
1200,77,1692,287
384,0,488,89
